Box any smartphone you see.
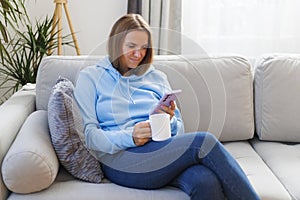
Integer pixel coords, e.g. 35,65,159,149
150,89,182,115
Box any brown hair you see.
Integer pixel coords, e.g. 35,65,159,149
107,14,153,75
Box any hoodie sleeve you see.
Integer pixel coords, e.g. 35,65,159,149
74,67,136,154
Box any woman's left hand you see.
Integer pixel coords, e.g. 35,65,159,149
160,100,176,119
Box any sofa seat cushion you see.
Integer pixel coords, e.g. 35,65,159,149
223,141,291,200
2,110,59,194
7,180,188,200
251,138,300,200
7,167,188,200
48,77,103,183
254,54,300,142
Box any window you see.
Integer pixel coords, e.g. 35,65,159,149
182,0,300,57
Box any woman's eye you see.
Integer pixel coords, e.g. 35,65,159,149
127,44,135,48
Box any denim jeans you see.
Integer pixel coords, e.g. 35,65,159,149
99,132,260,200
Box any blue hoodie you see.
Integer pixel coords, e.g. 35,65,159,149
74,56,184,156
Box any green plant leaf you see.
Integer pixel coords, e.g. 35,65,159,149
0,0,74,102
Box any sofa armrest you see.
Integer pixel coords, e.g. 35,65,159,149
0,89,36,200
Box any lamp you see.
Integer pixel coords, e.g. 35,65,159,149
49,0,80,55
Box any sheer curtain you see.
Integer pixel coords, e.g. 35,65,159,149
182,0,300,58
142,0,181,55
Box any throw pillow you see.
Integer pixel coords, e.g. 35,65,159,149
2,110,59,193
48,77,103,183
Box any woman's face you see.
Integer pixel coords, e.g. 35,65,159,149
119,30,149,75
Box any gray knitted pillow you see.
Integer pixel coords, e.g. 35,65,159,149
48,77,103,183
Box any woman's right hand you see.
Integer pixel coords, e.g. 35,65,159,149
133,121,151,146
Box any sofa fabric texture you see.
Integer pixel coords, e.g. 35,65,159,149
48,77,103,183
255,54,300,142
224,141,291,200
154,56,254,141
251,138,300,200
0,90,36,199
2,111,59,194
36,55,254,142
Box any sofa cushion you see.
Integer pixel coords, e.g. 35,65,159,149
155,55,255,141
48,77,103,183
224,141,291,200
251,138,299,199
2,110,59,194
37,55,255,142
36,56,102,110
254,54,300,142
9,168,187,200
0,89,36,198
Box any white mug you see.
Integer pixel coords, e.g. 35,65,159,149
149,113,171,141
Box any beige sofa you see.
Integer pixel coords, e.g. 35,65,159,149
0,54,299,200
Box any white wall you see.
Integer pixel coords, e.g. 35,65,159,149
25,0,128,56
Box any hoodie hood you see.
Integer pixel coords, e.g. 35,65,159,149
95,56,155,104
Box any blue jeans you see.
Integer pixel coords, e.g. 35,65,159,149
99,132,260,200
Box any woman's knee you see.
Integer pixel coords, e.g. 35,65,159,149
196,132,218,142
192,132,219,158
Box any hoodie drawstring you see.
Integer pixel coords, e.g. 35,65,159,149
127,79,135,104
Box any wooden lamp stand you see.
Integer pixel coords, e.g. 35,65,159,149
49,0,80,55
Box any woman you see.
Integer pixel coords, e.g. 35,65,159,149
74,14,260,200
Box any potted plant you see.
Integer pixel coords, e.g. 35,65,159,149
0,0,72,104
0,0,24,43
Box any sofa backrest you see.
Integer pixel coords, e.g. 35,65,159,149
254,54,300,142
36,55,254,142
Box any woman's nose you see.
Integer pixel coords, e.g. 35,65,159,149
133,49,141,57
